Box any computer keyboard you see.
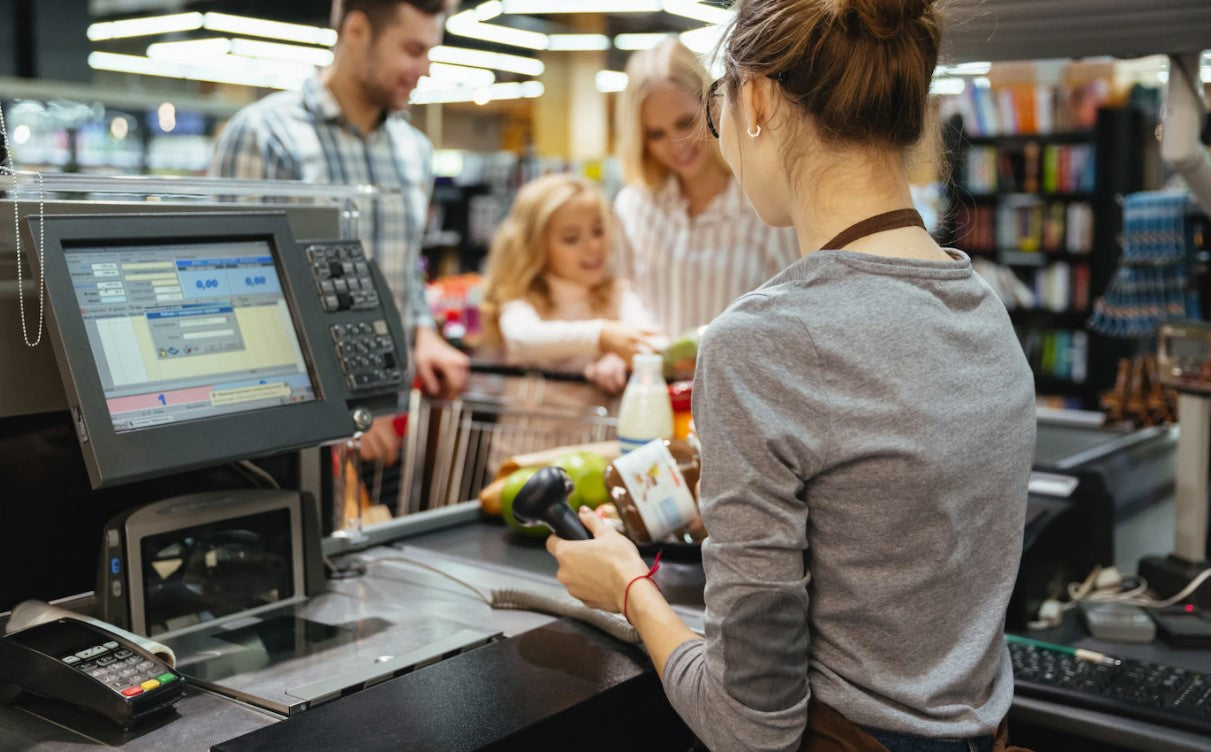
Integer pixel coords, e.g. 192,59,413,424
1008,635,1211,736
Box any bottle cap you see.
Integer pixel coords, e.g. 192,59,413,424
632,353,663,370
668,381,693,411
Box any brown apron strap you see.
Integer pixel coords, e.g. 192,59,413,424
820,208,925,251
798,698,1032,752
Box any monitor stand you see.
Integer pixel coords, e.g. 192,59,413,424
1139,392,1211,607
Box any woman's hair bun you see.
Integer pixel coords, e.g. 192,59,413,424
838,0,934,41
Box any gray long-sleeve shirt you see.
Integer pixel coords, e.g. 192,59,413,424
663,249,1035,752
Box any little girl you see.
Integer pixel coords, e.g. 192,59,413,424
482,173,661,399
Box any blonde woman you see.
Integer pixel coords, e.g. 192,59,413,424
482,173,661,399
614,39,798,337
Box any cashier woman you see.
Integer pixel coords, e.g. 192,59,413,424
547,1,1037,751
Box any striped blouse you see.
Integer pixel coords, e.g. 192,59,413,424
613,175,800,337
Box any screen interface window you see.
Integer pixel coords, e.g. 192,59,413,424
64,239,316,432
141,508,293,636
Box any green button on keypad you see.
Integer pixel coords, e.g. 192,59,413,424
156,672,176,683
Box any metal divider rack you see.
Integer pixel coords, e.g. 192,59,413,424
397,365,617,515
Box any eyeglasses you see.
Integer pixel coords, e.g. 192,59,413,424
704,79,721,139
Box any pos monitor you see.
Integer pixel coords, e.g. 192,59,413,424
34,211,407,488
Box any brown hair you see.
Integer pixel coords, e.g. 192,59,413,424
616,39,729,191
721,0,941,151
331,0,450,35
480,174,618,347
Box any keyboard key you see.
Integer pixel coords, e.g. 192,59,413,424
1009,636,1211,736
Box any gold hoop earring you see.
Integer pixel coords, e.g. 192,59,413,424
747,124,761,138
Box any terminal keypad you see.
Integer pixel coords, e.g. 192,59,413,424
306,242,380,313
67,640,178,698
330,321,404,392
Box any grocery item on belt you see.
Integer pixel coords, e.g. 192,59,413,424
604,438,701,544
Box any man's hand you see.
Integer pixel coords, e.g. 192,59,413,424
413,325,469,398
358,415,402,466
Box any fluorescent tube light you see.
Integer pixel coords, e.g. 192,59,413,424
663,0,733,25
147,38,232,61
595,70,628,93
447,5,548,49
614,33,670,50
678,24,725,54
202,12,337,46
947,61,991,76
930,77,966,96
89,51,309,90
501,0,660,12
229,39,334,67
87,12,203,41
546,34,611,51
411,80,540,105
429,46,544,76
424,63,495,87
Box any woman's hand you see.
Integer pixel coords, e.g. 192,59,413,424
546,507,651,613
584,352,628,394
599,321,659,364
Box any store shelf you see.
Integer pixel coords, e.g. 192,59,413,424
1008,308,1091,328
965,191,1098,202
966,249,1093,266
1034,374,1088,395
998,250,1093,267
964,131,1095,146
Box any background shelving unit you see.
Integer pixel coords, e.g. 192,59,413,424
942,106,1147,409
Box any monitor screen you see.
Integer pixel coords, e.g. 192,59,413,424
37,211,361,488
64,239,316,432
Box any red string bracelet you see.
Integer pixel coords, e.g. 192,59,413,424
622,551,662,624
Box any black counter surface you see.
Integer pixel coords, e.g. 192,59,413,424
212,617,695,752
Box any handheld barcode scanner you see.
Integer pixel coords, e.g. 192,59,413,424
512,467,592,540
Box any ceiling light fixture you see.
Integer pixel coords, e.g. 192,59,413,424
595,70,628,93
446,2,548,50
146,38,233,61
430,46,544,76
678,24,725,54
501,0,661,12
614,33,670,50
545,34,611,51
228,39,335,67
424,63,496,87
87,12,204,41
662,0,733,25
201,12,337,46
930,77,966,96
410,80,544,105
89,51,310,90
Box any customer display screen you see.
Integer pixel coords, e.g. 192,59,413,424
62,239,316,432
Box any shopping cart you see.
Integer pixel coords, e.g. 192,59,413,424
396,364,617,515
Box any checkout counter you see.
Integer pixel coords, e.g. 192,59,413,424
2,186,1210,752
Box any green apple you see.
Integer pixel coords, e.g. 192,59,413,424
663,325,705,380
552,451,609,510
499,467,549,538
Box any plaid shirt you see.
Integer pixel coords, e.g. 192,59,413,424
210,73,434,329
